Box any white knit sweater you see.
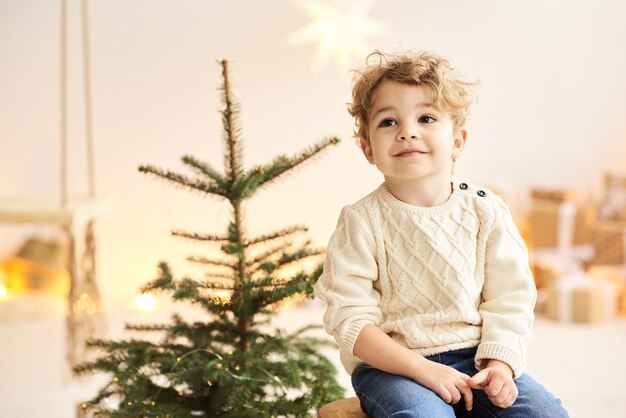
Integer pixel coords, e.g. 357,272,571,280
314,179,536,378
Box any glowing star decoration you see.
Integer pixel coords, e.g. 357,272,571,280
289,0,389,73
135,292,157,312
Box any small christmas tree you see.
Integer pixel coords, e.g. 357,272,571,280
75,60,343,417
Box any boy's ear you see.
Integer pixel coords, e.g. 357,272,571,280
360,138,375,164
451,129,467,159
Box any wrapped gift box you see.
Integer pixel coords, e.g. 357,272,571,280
592,221,626,265
572,285,605,322
531,189,578,202
529,198,594,249
545,273,615,322
587,265,626,316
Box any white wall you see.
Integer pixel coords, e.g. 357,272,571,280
1,0,625,303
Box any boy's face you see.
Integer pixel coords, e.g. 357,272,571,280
361,80,466,185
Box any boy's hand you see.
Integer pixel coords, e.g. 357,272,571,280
412,359,474,411
467,360,518,409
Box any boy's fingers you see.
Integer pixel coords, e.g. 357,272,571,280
488,384,516,408
467,369,489,388
459,382,473,411
484,374,505,397
436,386,453,404
492,387,509,404
451,390,462,405
505,391,518,408
490,394,512,409
446,382,462,404
502,384,518,408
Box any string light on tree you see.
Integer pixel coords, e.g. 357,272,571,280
212,290,231,306
289,0,389,73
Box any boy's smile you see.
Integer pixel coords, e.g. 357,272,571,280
361,80,466,205
393,148,428,157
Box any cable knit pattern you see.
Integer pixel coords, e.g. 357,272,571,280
314,179,536,378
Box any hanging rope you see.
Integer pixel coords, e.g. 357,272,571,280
82,0,95,198
79,0,100,321
60,0,102,367
60,0,96,202
60,0,68,208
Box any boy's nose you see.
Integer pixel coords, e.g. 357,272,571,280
396,123,421,141
396,132,420,142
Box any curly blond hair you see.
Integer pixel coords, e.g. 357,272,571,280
348,50,478,143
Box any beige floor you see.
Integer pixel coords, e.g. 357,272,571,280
0,297,624,418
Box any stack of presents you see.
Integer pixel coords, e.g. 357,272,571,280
527,172,626,323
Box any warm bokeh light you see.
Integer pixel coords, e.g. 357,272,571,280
0,256,70,298
276,292,308,309
0,283,7,299
135,292,157,312
213,290,231,306
74,292,97,315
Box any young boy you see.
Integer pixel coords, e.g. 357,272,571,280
314,51,569,418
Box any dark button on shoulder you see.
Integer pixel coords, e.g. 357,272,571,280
477,190,486,197
459,182,469,190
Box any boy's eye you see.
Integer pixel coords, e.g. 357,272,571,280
379,118,397,127
418,115,436,123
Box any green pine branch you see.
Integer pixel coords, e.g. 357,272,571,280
138,164,228,198
220,59,244,181
248,272,315,309
161,314,241,344
186,255,236,269
140,262,176,293
181,155,227,188
201,272,237,281
236,136,340,201
258,245,324,275
245,241,292,271
246,225,308,246
171,230,229,242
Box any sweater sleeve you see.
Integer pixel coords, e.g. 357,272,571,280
475,195,537,379
314,206,383,356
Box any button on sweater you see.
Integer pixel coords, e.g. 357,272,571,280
314,179,536,378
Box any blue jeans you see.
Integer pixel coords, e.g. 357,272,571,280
351,347,569,418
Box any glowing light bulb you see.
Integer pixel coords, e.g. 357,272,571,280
135,292,157,312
